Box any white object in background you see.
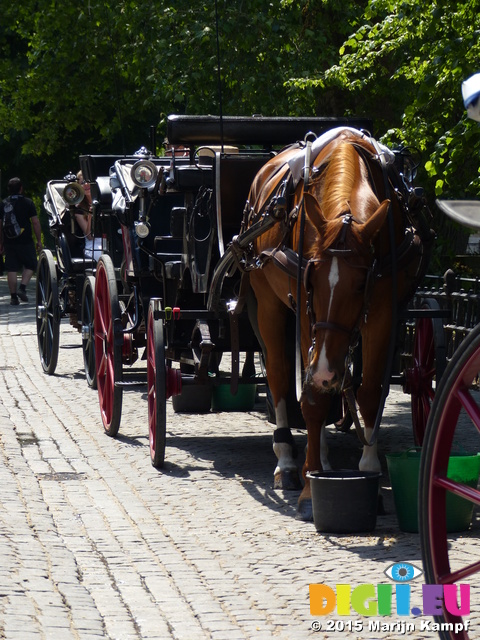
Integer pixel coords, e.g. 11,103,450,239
462,72,480,121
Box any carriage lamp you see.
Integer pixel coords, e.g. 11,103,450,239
130,160,158,189
63,182,85,206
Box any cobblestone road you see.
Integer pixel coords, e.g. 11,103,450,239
0,275,478,640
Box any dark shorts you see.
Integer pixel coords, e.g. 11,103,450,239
4,242,38,273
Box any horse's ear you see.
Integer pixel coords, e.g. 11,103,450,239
360,199,390,243
304,192,327,233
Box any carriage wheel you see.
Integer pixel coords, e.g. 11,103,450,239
147,300,182,467
419,323,480,640
81,275,97,389
94,255,123,436
408,299,446,446
35,249,60,375
147,299,167,468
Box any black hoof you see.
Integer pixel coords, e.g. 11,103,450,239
274,469,302,491
296,499,313,522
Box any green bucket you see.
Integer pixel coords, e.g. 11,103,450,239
386,449,480,533
211,383,257,412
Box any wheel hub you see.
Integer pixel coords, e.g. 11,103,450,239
37,304,47,320
404,365,431,395
166,367,182,399
82,323,93,340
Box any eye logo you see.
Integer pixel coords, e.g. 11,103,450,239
384,562,423,582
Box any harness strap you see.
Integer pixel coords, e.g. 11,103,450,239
313,321,352,336
295,195,307,401
343,376,371,447
257,246,308,279
244,163,293,229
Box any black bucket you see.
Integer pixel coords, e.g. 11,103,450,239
307,470,381,533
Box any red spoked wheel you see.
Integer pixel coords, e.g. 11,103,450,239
419,322,480,640
36,249,60,375
81,275,97,389
94,255,123,436
405,299,446,446
147,299,181,468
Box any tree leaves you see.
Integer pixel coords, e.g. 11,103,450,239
1,0,480,231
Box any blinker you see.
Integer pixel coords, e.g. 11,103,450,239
273,195,287,219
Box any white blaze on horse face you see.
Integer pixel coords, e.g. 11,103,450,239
312,257,339,386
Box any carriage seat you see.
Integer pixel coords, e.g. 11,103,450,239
147,192,185,267
171,163,213,191
58,232,96,273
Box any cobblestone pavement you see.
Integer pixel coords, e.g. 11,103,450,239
0,275,478,640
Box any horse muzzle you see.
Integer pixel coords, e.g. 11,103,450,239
306,364,342,393
304,338,346,398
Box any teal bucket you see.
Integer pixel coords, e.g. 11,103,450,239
386,449,480,533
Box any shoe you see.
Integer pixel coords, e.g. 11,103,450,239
10,296,19,306
18,290,28,302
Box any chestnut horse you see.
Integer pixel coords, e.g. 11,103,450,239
246,128,427,520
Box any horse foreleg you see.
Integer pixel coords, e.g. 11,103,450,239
356,314,391,474
273,398,301,490
298,394,332,521
250,271,301,491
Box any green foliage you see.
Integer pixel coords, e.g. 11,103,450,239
0,1,325,191
286,0,480,271
302,0,480,200
1,0,480,277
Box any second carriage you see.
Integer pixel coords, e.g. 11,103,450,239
37,157,127,385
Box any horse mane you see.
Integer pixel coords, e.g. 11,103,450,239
320,141,359,221
306,135,377,257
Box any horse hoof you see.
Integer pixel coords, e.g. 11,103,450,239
274,469,302,491
296,499,313,522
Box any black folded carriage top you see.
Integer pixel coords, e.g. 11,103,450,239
167,114,373,147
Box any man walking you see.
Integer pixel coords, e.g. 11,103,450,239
0,177,43,305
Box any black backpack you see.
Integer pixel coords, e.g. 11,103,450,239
2,197,23,239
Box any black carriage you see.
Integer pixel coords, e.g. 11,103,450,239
93,114,380,467
36,155,130,384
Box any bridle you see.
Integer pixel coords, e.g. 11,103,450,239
303,213,380,346
301,241,381,447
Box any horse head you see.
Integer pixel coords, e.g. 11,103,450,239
302,156,390,396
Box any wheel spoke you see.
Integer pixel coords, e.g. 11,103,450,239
457,387,480,433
